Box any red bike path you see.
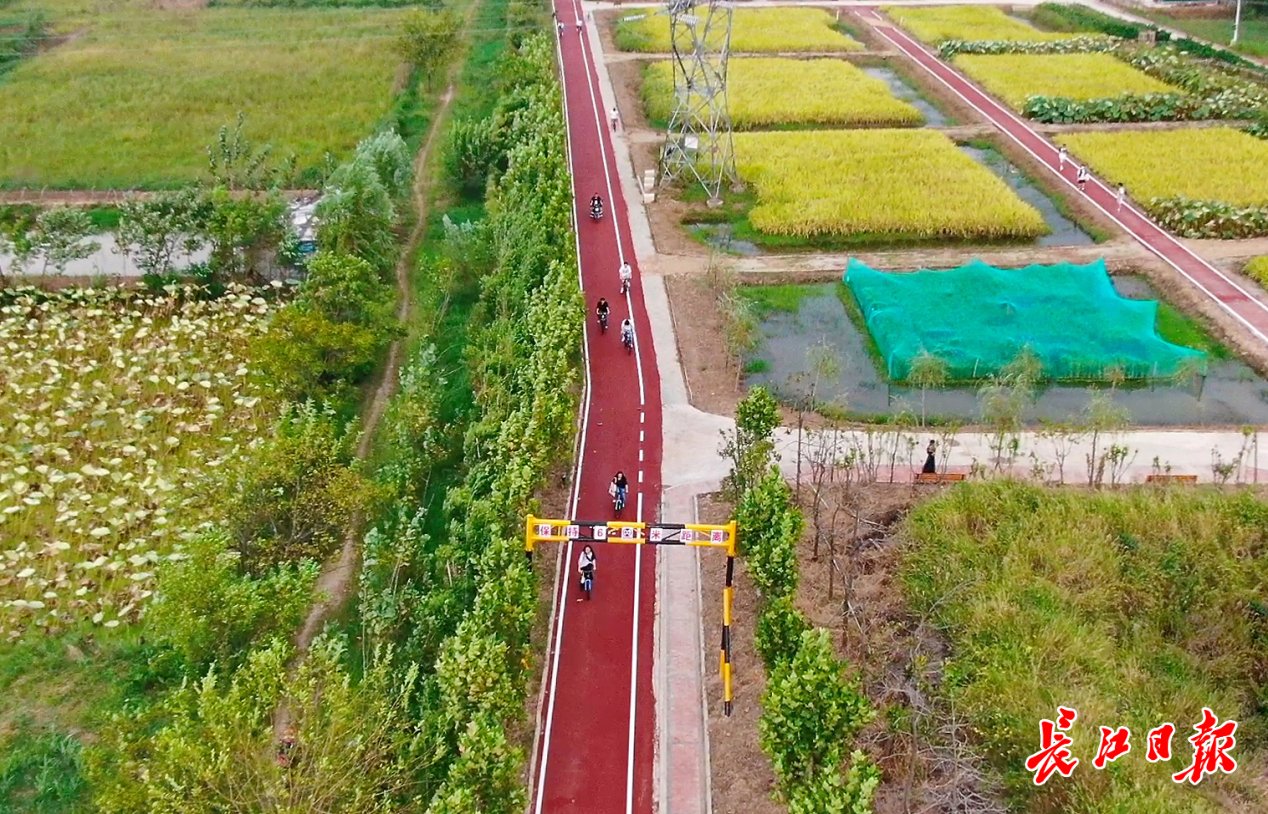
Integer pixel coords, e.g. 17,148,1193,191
859,8,1268,347
530,2,662,813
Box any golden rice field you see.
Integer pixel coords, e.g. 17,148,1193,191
732,130,1048,239
952,52,1180,108
1056,127,1268,206
0,286,280,638
615,7,863,53
883,5,1074,43
641,58,922,128
0,8,408,188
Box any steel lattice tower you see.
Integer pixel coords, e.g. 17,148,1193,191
658,0,737,206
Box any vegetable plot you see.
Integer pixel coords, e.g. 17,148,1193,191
616,7,862,53
953,52,1180,108
0,286,280,637
883,5,1073,44
642,58,922,128
732,130,1048,240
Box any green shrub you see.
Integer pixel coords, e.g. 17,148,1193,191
1030,3,1164,41
786,751,881,814
444,117,503,195
145,530,318,675
737,469,802,598
759,629,875,793
755,595,810,672
1149,196,1268,238
1246,256,1268,287
226,403,382,572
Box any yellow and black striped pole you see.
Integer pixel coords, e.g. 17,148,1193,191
721,520,737,716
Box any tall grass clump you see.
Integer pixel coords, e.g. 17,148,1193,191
903,481,1268,812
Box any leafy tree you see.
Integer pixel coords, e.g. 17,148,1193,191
720,386,781,502
444,117,502,195
317,157,398,278
116,188,210,278
88,639,424,813
203,186,287,280
907,350,948,427
785,751,880,814
145,529,318,675
255,252,397,401
755,595,809,672
226,403,382,572
354,129,414,200
759,629,875,793
396,7,462,88
207,111,295,192
738,469,801,599
426,712,526,814
27,207,99,275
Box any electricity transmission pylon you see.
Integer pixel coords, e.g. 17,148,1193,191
658,0,738,207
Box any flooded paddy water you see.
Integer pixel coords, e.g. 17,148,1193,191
743,280,1268,426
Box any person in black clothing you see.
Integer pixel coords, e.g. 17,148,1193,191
611,471,629,508
922,440,937,474
596,297,610,331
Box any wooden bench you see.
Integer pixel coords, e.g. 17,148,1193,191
1145,474,1198,484
914,472,967,484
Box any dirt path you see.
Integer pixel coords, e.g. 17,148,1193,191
271,72,462,741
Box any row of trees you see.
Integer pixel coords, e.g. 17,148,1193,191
85,114,421,807
724,388,881,813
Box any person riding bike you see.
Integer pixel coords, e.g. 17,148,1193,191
576,544,597,601
611,471,629,512
590,194,603,219
620,318,634,350
618,260,632,294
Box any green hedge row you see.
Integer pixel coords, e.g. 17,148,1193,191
729,388,881,813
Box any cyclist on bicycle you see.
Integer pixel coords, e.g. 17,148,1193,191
618,260,632,293
611,471,629,510
577,545,597,601
620,318,634,348
596,297,610,330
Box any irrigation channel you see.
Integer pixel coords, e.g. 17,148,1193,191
744,279,1268,426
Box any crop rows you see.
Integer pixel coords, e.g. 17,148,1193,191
1057,127,1268,207
616,7,862,53
0,286,279,637
641,58,922,128
953,52,1179,107
732,130,1048,240
883,5,1073,44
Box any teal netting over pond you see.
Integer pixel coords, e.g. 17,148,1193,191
843,258,1207,381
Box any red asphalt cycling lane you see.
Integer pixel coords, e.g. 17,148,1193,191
531,2,662,814
858,7,1268,346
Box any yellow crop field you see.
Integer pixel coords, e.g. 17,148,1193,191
952,53,1180,107
732,130,1048,239
642,58,922,128
883,5,1074,43
615,7,862,53
1056,128,1268,206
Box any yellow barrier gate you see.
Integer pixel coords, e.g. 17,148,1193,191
526,514,739,715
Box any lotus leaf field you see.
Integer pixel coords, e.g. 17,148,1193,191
882,5,1073,44
0,8,409,188
1057,128,1268,207
732,130,1049,240
615,7,862,53
0,286,280,638
641,58,922,128
952,52,1181,108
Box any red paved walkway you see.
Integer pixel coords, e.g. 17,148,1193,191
530,2,662,813
859,7,1268,347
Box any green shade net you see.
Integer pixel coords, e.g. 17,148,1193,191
844,258,1207,381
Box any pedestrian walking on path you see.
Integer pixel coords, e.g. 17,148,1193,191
922,440,937,474
1077,165,1089,192
610,106,619,130
576,18,582,33
1117,183,1126,212
1058,146,1068,171
557,20,563,36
